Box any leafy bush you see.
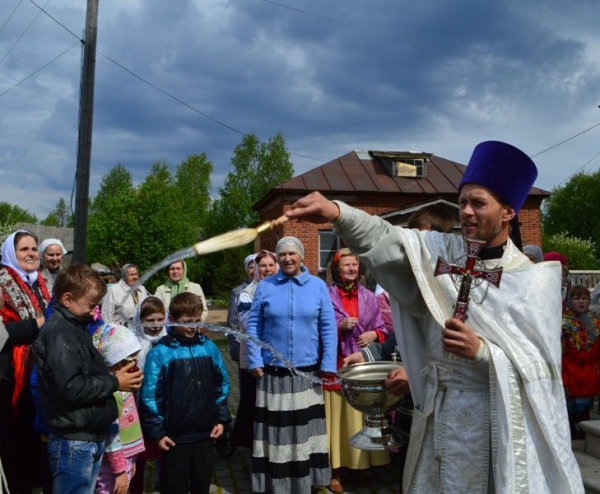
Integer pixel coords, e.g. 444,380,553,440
542,232,599,270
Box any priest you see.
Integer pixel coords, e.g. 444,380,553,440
286,141,584,493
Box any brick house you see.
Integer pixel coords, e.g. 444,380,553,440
253,150,549,277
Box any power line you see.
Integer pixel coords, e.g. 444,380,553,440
557,149,600,186
25,0,326,163
27,0,80,41
530,120,600,158
0,40,79,98
23,0,594,168
0,0,51,67
0,0,25,37
98,51,325,163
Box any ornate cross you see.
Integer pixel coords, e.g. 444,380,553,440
434,238,503,322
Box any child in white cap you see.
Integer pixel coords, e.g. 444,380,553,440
93,323,145,494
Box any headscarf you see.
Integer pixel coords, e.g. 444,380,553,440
132,296,167,371
244,254,257,272
327,248,359,293
165,260,189,297
93,322,142,367
1,230,39,286
120,263,136,282
132,296,167,345
245,250,278,300
523,245,544,263
39,238,67,256
275,236,304,259
566,287,597,341
544,251,569,267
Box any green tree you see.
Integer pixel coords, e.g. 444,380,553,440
208,132,294,296
133,161,188,277
41,198,71,227
543,232,599,270
0,223,17,244
209,132,294,234
86,158,215,294
542,170,600,257
87,165,137,269
0,201,37,224
173,154,214,292
175,153,213,240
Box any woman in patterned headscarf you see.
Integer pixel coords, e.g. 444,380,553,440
0,230,51,492
324,248,390,492
561,285,600,438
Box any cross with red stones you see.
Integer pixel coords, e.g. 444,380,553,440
434,238,503,322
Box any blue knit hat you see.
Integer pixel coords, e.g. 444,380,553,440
459,141,537,214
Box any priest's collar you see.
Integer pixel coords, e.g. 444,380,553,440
479,241,507,261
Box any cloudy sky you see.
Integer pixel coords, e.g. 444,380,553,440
1,0,599,219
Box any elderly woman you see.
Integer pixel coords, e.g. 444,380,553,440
0,230,51,492
246,237,337,494
231,250,278,449
227,253,257,362
154,260,208,322
102,264,149,325
39,238,68,293
324,248,390,492
562,285,600,438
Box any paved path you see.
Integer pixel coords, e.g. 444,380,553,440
206,309,401,494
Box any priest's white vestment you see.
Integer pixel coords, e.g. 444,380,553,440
334,201,584,494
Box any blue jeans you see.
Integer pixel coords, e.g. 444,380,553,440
48,435,106,494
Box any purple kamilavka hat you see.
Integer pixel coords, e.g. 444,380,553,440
459,141,538,214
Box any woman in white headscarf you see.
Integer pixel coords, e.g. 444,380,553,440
39,238,68,293
0,230,51,493
231,250,278,449
102,264,149,326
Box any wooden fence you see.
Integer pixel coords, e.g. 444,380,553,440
568,270,600,290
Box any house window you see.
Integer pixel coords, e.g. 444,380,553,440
319,230,339,272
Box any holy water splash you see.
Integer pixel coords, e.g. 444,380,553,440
129,319,336,386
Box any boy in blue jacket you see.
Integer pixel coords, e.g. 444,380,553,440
140,292,231,494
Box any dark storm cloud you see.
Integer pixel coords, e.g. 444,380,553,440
0,0,599,217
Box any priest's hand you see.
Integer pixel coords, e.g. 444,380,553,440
286,192,340,223
385,366,410,396
442,318,481,360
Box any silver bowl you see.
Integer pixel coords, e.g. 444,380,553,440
337,361,406,450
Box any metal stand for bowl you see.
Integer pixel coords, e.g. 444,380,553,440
337,361,407,450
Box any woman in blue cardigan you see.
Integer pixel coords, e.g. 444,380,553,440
246,236,337,494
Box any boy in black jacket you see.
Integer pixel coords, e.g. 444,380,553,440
34,264,143,494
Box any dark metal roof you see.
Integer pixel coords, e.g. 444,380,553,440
255,150,550,209
15,223,74,252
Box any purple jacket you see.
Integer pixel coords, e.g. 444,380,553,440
328,284,388,359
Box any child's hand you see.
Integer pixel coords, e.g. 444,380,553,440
115,362,143,392
158,436,175,451
113,471,129,494
342,351,365,367
210,423,224,439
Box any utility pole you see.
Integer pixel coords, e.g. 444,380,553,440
73,0,99,263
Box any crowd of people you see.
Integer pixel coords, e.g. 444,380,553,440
0,138,593,493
